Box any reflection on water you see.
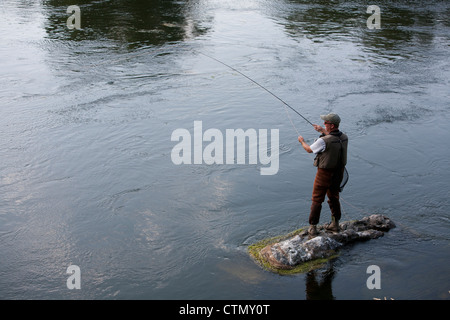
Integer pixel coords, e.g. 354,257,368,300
305,263,336,300
0,0,449,300
42,0,211,46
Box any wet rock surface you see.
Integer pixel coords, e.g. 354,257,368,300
259,214,395,270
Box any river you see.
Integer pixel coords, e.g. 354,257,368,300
0,0,449,300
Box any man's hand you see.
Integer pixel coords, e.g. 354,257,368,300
298,136,313,153
313,124,325,134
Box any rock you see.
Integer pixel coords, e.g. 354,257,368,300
253,214,395,271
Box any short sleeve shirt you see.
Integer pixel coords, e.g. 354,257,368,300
310,138,326,154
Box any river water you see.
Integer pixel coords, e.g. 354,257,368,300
0,0,449,300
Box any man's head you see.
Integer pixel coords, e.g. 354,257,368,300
320,113,340,130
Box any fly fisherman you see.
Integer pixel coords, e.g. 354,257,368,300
298,113,348,238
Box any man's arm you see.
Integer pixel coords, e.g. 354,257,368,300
298,136,326,154
298,136,313,153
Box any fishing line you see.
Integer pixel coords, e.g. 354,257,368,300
89,49,315,134
196,52,315,130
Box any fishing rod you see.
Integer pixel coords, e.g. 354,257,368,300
197,52,315,127
198,52,350,196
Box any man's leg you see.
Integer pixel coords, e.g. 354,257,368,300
309,201,322,226
326,193,341,232
308,169,332,236
325,168,344,231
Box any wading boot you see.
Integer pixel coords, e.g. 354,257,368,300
326,199,341,232
325,216,340,233
308,225,318,239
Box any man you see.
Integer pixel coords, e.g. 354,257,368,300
298,113,348,238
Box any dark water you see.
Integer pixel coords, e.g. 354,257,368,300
0,0,449,300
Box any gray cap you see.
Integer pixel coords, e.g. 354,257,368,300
320,113,341,125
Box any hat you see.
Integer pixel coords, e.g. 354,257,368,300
320,113,341,125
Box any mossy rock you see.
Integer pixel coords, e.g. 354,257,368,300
247,227,339,275
248,214,395,275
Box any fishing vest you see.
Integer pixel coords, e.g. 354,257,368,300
313,130,348,169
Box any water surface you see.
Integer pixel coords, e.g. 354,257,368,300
0,0,449,300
